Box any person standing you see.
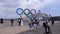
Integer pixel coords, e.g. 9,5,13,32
43,21,51,34
0,18,3,26
0,18,3,24
11,19,14,26
52,19,54,25
18,18,21,26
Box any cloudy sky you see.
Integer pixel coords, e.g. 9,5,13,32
0,0,60,18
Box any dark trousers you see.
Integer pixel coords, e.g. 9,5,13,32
52,21,54,25
29,23,32,28
1,22,3,24
19,22,21,26
11,22,13,26
45,26,50,33
29,23,36,28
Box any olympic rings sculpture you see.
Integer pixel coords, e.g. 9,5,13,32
16,8,37,22
16,8,36,16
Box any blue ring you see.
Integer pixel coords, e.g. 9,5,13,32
16,8,24,15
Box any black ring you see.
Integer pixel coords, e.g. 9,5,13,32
16,8,24,15
24,8,30,15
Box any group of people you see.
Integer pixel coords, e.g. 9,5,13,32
0,18,23,26
28,18,39,30
28,17,54,34
11,18,23,26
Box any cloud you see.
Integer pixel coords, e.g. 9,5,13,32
17,0,55,9
41,0,60,16
0,0,59,18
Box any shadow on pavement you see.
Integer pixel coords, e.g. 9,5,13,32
17,28,44,34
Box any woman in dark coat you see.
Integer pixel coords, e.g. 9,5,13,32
18,18,21,26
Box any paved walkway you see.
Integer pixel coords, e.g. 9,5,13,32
0,21,60,34
0,25,29,34
18,21,60,34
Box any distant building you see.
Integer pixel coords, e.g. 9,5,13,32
50,16,60,21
